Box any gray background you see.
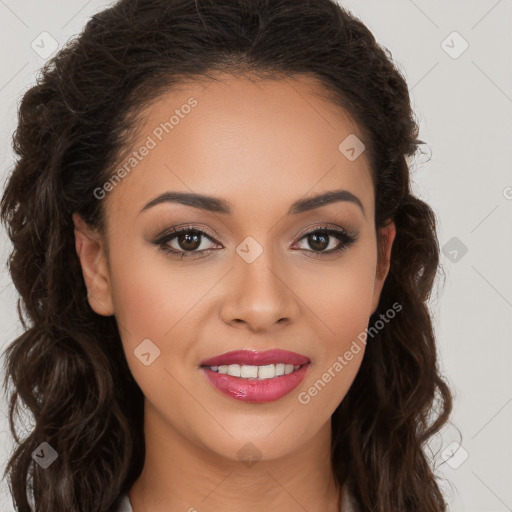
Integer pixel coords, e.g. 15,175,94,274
1,1,511,510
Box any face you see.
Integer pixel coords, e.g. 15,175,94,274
73,74,395,464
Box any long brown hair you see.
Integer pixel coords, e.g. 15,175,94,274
1,0,454,510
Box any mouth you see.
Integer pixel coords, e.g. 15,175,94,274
198,349,311,403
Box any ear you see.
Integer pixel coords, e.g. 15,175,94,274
370,220,396,315
72,212,114,316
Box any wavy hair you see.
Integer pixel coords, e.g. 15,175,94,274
1,0,454,510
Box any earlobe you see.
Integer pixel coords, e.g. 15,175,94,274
370,220,396,315
72,212,115,316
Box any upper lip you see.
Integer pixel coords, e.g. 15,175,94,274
199,349,310,367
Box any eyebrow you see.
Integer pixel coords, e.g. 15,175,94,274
139,189,365,216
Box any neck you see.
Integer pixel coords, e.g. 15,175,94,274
128,400,341,512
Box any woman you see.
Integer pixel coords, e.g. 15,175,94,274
0,0,454,510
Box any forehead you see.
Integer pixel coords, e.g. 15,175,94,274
104,73,375,222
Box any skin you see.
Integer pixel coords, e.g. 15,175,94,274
73,73,395,512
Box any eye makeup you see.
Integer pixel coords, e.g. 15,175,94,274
151,223,359,261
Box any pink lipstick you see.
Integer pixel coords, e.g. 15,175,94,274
199,349,310,403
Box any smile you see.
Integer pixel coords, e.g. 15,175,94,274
198,348,311,403
205,363,303,380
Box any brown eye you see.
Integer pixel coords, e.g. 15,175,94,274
294,227,358,256
176,231,202,251
154,226,220,259
306,232,330,252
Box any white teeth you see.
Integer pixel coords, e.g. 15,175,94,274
212,363,302,379
228,364,241,377
285,364,295,375
257,364,275,379
240,365,258,378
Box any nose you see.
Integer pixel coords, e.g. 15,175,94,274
219,244,300,333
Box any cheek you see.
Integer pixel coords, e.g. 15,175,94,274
108,242,201,338
107,247,200,409
107,242,215,387
295,256,376,414
300,248,377,342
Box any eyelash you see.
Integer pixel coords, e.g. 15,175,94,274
153,224,358,260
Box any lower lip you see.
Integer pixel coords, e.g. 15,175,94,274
200,364,310,403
